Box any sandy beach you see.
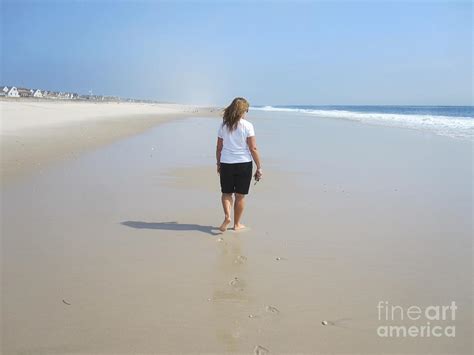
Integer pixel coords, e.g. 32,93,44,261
0,100,218,185
1,103,472,354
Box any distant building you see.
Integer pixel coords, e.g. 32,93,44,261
17,88,32,97
44,91,59,99
2,86,9,93
33,89,43,98
7,87,19,97
103,96,120,102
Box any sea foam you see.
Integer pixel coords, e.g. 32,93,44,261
252,106,474,140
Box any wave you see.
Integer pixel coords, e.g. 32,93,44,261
251,106,474,140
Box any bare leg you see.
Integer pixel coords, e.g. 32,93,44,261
219,193,233,232
233,193,246,230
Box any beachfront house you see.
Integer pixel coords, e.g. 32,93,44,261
58,92,69,99
43,91,59,99
33,89,43,98
3,86,9,93
17,88,32,97
7,87,19,97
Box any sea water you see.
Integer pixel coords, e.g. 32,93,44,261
252,105,474,140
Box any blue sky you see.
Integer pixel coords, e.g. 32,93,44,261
1,0,472,105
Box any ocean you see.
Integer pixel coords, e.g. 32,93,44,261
252,105,474,140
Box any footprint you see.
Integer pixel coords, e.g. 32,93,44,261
235,255,247,264
266,305,280,314
254,345,270,354
229,277,245,290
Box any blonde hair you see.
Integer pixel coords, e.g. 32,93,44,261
222,97,249,131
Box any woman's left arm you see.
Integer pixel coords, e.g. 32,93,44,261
216,137,223,174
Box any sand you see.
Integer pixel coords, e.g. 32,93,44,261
0,99,219,185
1,106,472,354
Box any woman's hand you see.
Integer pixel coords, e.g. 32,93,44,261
254,168,263,181
216,163,221,175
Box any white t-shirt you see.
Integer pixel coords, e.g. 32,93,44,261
218,119,255,163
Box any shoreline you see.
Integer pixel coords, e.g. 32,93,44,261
0,100,220,185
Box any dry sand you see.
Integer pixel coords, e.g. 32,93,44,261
0,99,219,185
1,107,472,354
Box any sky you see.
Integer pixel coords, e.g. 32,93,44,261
1,0,472,105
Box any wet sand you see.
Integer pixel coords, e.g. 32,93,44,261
1,111,472,354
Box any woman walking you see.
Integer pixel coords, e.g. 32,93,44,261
216,97,263,232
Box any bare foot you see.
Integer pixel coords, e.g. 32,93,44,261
219,218,231,232
233,223,246,231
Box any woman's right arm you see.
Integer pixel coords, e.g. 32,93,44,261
247,136,263,179
216,137,223,174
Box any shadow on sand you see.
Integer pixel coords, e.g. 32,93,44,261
121,221,221,236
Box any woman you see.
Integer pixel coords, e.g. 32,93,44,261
216,97,263,232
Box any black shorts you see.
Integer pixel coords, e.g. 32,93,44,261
219,161,253,195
